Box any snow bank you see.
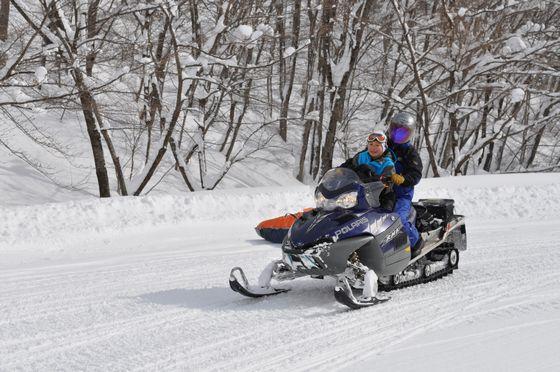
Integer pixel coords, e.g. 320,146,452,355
0,186,313,253
2,173,560,260
415,173,560,221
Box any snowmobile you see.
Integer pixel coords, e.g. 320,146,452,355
229,167,467,309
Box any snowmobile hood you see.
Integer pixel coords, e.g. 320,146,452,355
287,208,393,249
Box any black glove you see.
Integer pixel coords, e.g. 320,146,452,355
355,164,379,183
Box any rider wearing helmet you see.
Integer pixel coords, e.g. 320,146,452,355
387,112,424,257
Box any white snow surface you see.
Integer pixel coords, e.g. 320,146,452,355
2,173,560,370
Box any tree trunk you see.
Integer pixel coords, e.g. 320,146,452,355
275,0,287,140
74,71,111,197
312,72,326,179
133,18,184,196
480,84,493,171
483,142,494,172
296,0,319,182
0,0,9,41
92,102,128,195
278,0,301,142
321,88,345,175
526,126,546,168
320,0,374,177
391,0,439,177
297,98,315,182
169,137,194,191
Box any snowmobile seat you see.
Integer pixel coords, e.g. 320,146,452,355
413,203,439,232
413,199,456,232
418,199,455,222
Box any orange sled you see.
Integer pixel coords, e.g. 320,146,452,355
255,208,313,243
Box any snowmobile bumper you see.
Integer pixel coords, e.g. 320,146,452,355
282,236,374,276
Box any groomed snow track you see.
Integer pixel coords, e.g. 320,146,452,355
2,174,560,371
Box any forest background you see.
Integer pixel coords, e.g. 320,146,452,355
0,0,558,199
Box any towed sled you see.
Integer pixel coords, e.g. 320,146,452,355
254,209,312,243
230,168,467,310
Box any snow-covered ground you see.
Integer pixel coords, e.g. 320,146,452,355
2,173,560,371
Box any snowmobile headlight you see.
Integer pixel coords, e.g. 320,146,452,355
336,191,358,209
315,191,358,210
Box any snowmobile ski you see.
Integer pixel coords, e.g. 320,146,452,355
229,267,289,298
334,278,390,310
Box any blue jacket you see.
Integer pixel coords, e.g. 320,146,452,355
356,150,395,177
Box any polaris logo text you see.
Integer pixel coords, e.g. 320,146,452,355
334,217,369,238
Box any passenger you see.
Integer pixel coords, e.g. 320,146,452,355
341,130,395,179
386,112,424,258
340,130,395,210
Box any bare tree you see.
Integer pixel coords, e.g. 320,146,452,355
319,0,375,176
2,0,559,200
0,0,8,41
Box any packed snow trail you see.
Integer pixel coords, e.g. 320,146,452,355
2,174,560,371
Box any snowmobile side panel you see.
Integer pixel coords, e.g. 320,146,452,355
284,220,411,278
357,219,411,276
450,219,467,250
409,217,466,265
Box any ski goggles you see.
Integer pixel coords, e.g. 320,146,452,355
367,132,387,144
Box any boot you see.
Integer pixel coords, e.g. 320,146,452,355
411,237,425,259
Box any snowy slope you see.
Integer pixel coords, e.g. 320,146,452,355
2,173,560,371
0,113,302,207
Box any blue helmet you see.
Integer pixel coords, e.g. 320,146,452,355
389,112,416,144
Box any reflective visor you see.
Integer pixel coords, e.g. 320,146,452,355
390,126,412,144
367,133,386,143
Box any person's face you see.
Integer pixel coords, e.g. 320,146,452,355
367,140,384,159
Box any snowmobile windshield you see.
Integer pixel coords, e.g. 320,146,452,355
315,168,361,210
319,168,362,193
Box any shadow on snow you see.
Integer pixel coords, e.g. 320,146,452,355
137,278,345,312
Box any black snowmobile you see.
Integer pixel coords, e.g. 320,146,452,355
229,168,467,309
